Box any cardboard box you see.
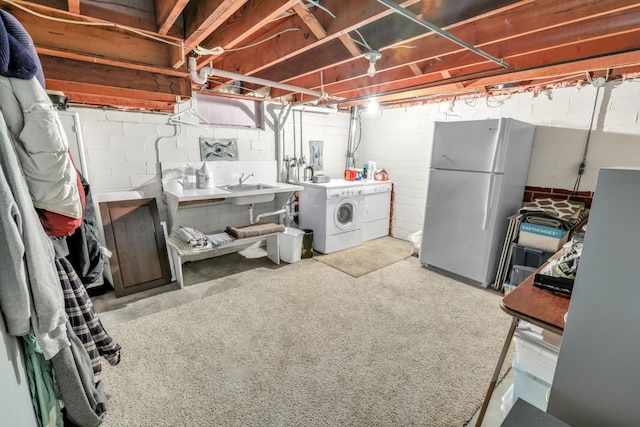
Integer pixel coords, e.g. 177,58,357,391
518,223,568,252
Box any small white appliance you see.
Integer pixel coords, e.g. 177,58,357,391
298,179,365,254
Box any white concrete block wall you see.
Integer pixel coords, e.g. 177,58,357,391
69,99,352,234
358,80,640,239
69,81,640,242
276,108,351,179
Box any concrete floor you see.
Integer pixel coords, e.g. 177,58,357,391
91,252,513,427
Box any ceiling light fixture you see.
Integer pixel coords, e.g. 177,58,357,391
364,50,382,77
366,98,379,113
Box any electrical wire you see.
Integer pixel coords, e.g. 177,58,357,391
353,110,363,155
193,28,300,56
4,0,298,57
353,29,372,51
306,0,336,19
3,0,184,48
224,28,300,52
571,83,602,199
348,36,370,50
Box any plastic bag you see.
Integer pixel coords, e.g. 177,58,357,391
408,230,422,256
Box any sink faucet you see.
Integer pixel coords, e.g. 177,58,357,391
239,173,253,185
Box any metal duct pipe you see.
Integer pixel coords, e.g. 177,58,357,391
375,0,508,68
345,105,359,169
276,104,293,182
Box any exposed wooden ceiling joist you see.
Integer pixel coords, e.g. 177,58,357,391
183,0,249,48
198,0,299,55
155,0,188,35
2,0,640,111
278,0,640,96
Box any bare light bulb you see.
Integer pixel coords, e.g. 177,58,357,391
364,50,382,78
366,99,379,113
367,63,377,77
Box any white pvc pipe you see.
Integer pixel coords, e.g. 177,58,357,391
189,56,209,85
255,209,286,224
188,56,327,99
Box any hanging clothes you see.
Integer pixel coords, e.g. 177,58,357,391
0,111,70,360
22,334,64,427
0,11,111,426
51,320,108,427
66,173,105,285
56,257,121,376
0,9,83,236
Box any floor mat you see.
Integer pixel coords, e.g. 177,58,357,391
315,236,412,277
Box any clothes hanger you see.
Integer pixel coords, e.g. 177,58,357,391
168,108,211,129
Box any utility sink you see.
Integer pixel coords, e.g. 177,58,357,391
220,183,278,205
222,183,278,192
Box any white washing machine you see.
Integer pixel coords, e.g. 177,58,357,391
298,179,365,254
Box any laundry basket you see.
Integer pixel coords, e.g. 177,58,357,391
279,227,304,263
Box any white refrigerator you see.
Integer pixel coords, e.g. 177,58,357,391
419,118,535,287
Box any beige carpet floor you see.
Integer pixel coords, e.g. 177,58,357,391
315,237,412,277
99,256,512,427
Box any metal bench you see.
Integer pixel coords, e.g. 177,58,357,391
166,232,280,289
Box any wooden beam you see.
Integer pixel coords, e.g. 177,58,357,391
67,0,79,14
58,91,176,111
292,2,360,57
155,0,189,35
252,38,353,83
442,70,464,89
199,0,299,54
292,2,325,39
213,0,420,74
46,79,179,103
215,13,317,74
280,0,640,94
345,44,640,106
183,0,250,48
327,22,640,102
3,4,182,69
270,0,532,91
40,55,191,98
408,63,423,76
339,34,362,57
36,47,187,77
4,0,184,38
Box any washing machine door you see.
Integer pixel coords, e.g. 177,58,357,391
334,198,357,231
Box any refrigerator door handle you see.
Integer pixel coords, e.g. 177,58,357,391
483,119,505,230
488,119,505,174
482,173,495,230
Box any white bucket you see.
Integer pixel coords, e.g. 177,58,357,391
279,227,304,263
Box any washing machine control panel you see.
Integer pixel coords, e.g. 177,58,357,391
327,187,363,198
363,182,392,194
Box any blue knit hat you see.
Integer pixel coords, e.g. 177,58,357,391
0,9,45,88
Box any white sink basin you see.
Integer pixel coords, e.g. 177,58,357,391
221,183,278,192
220,183,277,205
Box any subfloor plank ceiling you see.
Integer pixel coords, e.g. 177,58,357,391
2,0,640,111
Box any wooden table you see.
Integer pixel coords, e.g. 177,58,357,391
475,268,571,426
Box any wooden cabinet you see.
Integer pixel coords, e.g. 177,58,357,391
99,198,171,297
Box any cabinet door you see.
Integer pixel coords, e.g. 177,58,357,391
100,198,171,297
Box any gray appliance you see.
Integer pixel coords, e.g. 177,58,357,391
419,118,535,287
